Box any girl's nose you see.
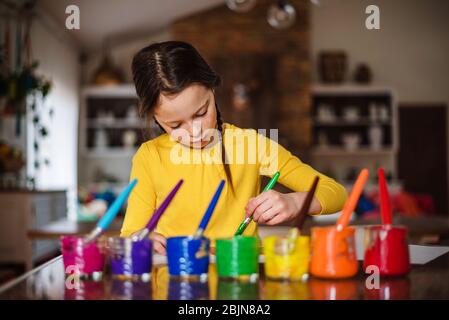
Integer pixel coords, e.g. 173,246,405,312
189,119,202,139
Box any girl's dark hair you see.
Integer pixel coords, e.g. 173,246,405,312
132,41,233,192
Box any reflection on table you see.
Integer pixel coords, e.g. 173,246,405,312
1,254,448,300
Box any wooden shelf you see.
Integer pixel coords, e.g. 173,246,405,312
83,148,137,158
312,84,394,95
312,118,392,126
87,119,145,129
311,147,395,156
81,84,137,98
79,85,144,189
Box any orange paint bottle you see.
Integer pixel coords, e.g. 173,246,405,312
309,278,359,300
310,226,358,279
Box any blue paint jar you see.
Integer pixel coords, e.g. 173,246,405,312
166,236,210,279
168,279,209,300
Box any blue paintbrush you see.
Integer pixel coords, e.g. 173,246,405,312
85,178,138,243
192,180,225,239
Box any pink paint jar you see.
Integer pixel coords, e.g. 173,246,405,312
61,236,106,278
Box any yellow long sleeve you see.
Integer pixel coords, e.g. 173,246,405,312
258,131,348,215
121,123,347,239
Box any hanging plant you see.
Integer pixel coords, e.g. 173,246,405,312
0,0,53,188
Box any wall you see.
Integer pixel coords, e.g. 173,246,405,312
312,0,449,102
172,0,311,153
78,0,449,205
312,0,449,209
81,29,171,84
29,16,80,219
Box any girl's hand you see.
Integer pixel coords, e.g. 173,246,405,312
245,190,321,225
149,232,167,255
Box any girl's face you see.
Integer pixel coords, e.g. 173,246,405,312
154,84,217,149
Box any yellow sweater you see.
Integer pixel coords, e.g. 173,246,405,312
121,123,347,239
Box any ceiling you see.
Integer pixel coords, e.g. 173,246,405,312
38,0,225,52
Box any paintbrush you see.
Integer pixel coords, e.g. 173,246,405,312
336,168,369,232
192,180,226,239
286,176,320,251
234,171,280,236
85,178,138,243
133,179,184,241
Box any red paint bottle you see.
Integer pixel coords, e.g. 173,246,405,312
363,224,410,276
364,277,411,300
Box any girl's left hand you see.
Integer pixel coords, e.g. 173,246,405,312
245,190,320,225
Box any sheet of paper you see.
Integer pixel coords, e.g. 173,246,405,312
407,245,449,264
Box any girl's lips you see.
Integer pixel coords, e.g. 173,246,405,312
191,134,211,144
191,140,209,146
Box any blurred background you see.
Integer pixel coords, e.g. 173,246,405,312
0,0,448,281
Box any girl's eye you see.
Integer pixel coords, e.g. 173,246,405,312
170,124,181,129
195,109,207,118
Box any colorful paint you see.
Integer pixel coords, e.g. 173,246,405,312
308,278,359,300
310,226,358,279
262,279,309,300
61,236,105,277
215,236,259,279
168,279,209,300
216,280,259,300
364,278,411,300
110,279,152,300
107,236,152,280
166,236,210,278
363,225,410,276
64,279,105,300
263,235,310,281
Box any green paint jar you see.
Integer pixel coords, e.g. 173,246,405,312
217,280,259,300
215,236,259,280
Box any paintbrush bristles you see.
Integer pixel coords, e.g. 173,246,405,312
293,176,320,231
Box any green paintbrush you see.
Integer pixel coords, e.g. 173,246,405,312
234,171,280,236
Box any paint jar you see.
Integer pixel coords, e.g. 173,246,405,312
166,236,210,279
310,226,358,279
168,279,210,300
217,279,259,300
61,236,105,279
107,236,152,281
262,280,309,300
363,225,410,276
110,279,152,300
308,278,359,300
64,279,105,300
263,235,310,281
215,236,259,280
364,278,411,300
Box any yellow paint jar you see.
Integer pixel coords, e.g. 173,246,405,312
263,235,310,281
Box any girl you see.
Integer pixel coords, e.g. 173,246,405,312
121,41,347,254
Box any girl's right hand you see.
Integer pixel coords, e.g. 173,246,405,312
150,232,167,255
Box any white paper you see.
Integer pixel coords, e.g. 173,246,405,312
407,245,449,265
